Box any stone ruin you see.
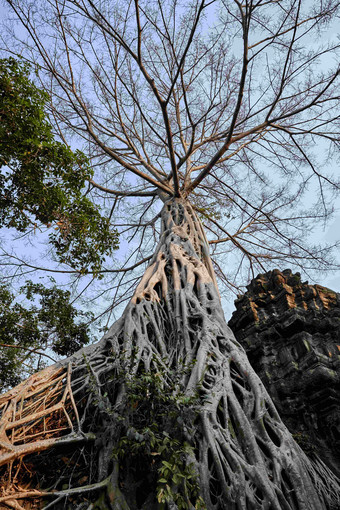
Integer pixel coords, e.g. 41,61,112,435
229,269,340,477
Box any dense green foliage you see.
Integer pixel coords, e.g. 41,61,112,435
0,281,94,392
108,362,205,509
0,57,119,274
0,57,122,391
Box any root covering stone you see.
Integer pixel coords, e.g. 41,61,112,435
229,269,340,478
1,201,339,509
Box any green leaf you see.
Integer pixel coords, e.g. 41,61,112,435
0,281,93,391
0,57,119,274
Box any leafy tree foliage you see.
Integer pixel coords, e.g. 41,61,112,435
0,57,119,275
0,280,93,392
0,57,121,389
0,2,339,508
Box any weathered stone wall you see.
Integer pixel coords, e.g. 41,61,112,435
228,269,340,476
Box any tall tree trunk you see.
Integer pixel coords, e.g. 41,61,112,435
0,198,339,510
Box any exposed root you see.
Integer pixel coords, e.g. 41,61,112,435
0,198,339,509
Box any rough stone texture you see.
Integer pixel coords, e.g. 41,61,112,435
228,269,340,477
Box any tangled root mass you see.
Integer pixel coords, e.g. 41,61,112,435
1,198,339,510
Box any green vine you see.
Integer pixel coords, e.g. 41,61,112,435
112,360,206,509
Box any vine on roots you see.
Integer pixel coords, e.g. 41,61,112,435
1,198,340,509
112,358,206,510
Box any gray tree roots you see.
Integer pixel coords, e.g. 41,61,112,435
0,198,339,509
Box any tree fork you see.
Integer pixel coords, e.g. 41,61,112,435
0,198,339,509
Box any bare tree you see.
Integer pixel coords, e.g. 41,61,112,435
0,0,340,508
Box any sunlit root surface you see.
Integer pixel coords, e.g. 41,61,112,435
1,199,339,510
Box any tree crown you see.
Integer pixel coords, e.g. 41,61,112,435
1,0,339,322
